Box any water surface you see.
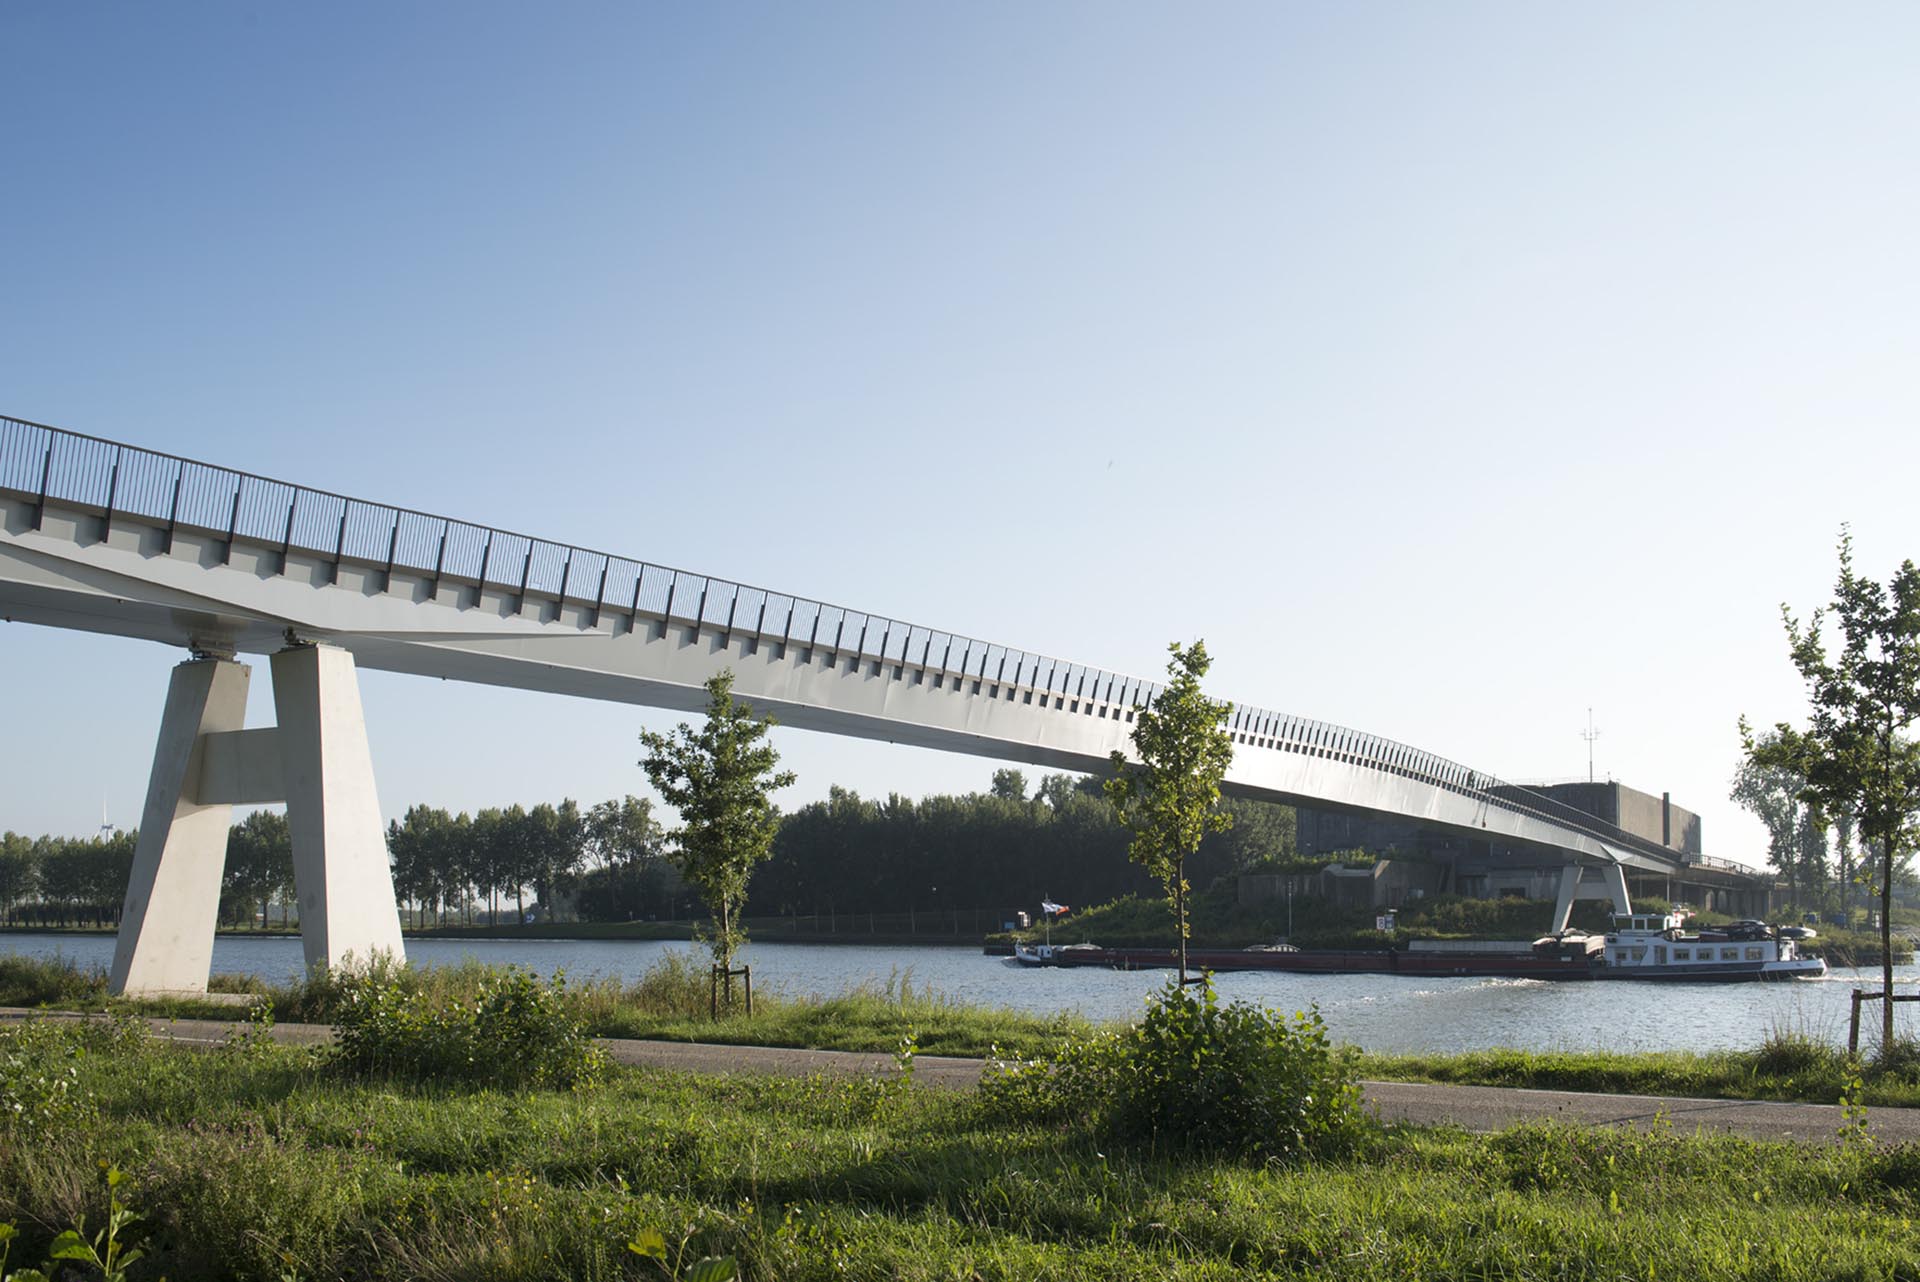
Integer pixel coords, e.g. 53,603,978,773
5,932,1911,1055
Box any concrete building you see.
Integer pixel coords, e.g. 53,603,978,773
1284,780,1769,917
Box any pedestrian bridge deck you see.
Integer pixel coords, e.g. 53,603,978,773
0,413,1710,878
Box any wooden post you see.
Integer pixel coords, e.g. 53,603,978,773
1851,988,1864,1056
710,962,751,1019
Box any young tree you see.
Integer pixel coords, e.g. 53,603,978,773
1104,640,1236,984
1745,531,1919,1051
640,670,796,980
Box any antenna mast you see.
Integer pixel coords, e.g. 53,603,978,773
1580,708,1601,784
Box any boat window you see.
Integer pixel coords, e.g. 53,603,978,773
1674,949,1690,961
1721,948,1739,960
1746,947,1763,961
1631,947,1646,960
1615,951,1630,963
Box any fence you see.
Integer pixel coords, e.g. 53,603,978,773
1849,988,1920,1054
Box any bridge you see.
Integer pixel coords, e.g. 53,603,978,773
0,414,1755,994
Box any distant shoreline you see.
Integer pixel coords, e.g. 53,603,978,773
0,923,990,948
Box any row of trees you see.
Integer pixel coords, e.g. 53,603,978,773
0,797,677,931
0,813,294,928
757,771,1291,925
1,770,1294,938
0,829,137,926
386,796,677,926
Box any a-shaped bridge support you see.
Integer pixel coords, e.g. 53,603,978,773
109,643,405,996
1548,862,1632,935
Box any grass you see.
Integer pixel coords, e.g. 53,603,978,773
1363,1032,1920,1110
2,1013,1918,1280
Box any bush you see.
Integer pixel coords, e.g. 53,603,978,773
329,963,608,1090
981,978,1368,1162
0,1015,145,1141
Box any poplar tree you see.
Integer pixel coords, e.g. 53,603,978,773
640,670,796,978
1104,640,1235,983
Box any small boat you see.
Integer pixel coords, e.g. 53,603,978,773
1012,941,1100,967
1012,942,1059,967
1595,911,1826,981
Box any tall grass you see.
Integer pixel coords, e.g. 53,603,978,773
0,953,108,1006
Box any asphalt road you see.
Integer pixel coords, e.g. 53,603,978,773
8,1008,1913,1145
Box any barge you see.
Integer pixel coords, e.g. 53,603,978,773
1007,911,1826,982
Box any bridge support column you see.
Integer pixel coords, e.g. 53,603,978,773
110,658,251,996
1548,862,1633,934
271,644,406,975
108,644,405,997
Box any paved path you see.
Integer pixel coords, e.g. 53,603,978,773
6,1008,1912,1145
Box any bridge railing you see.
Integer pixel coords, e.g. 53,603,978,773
1,412,1696,869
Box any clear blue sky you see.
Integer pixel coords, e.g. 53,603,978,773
3,3,1916,870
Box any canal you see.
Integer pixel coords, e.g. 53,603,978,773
3,932,1913,1055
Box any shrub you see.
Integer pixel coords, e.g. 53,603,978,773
1110,979,1367,1160
0,1026,94,1142
978,1027,1125,1128
0,1015,146,1142
329,964,607,1090
981,977,1368,1162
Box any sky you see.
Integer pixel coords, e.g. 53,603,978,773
2,3,1916,872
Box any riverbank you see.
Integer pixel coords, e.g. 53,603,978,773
1,1011,1914,1281
20,1008,1915,1147
6,952,1920,1109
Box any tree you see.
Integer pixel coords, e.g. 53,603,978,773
387,805,457,928
640,671,796,981
990,769,1029,802
1104,640,1236,983
1730,742,1816,906
521,800,585,920
1834,811,1861,921
584,796,665,869
1745,531,1920,1051
226,810,293,927
0,831,39,924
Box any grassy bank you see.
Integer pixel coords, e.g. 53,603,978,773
1364,1038,1920,1109
7,952,1920,1107
1,1011,1916,1280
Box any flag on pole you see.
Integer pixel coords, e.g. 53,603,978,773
1040,900,1069,917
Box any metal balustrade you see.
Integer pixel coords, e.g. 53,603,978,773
0,412,1712,871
